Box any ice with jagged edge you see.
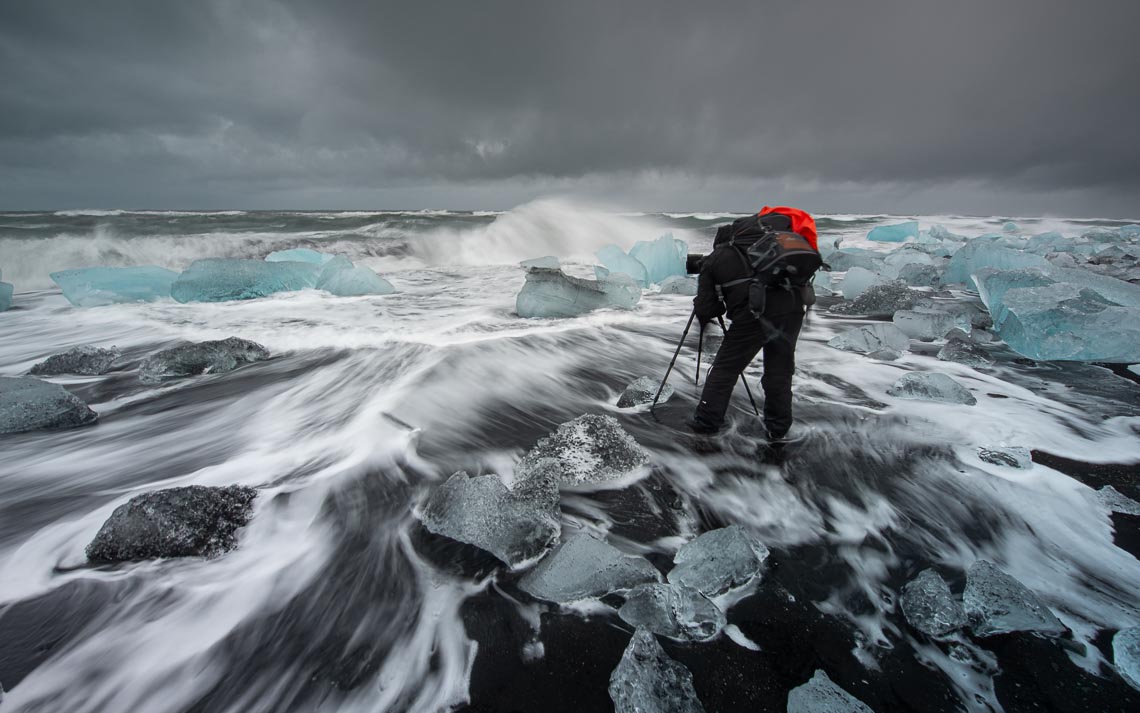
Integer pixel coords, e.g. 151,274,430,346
1097,486,1140,516
518,534,661,603
0,376,98,435
888,372,976,405
516,266,641,318
617,376,673,408
787,670,874,713
596,244,649,287
659,275,697,296
828,248,884,272
828,323,910,357
316,265,395,296
138,337,270,383
900,569,966,637
630,233,688,285
894,308,972,341
171,258,320,302
937,337,995,368
515,414,649,487
839,266,887,299
618,583,726,641
1114,627,1140,692
667,525,769,596
963,560,1066,637
868,220,918,243
608,628,705,713
944,238,1051,288
977,446,1032,469
50,266,179,307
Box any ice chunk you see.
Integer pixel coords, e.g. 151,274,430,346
520,256,560,269
50,266,178,307
868,220,919,242
900,569,966,637
897,263,940,288
515,414,649,487
138,337,270,383
619,583,726,641
893,308,972,341
265,248,336,264
937,338,994,368
86,485,257,562
617,376,672,408
929,224,966,242
171,258,320,303
519,534,661,603
964,561,1066,637
1002,221,1020,234
827,248,884,273
812,270,833,296
0,377,98,435
597,244,649,286
977,446,1032,469
831,281,926,318
1122,225,1140,239
421,471,560,567
0,281,13,311
828,323,911,355
516,267,641,318
991,282,1140,362
659,275,698,296
947,241,1052,289
888,372,975,405
883,248,934,276
30,346,121,376
1024,232,1069,255
316,265,395,297
667,525,769,596
972,268,1056,328
1097,486,1140,516
1114,627,1140,692
787,670,874,713
608,628,704,713
1049,266,1140,309
838,266,888,300
630,233,688,285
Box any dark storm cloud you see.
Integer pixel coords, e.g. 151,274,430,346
0,0,1138,213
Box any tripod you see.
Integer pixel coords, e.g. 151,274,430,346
650,309,760,416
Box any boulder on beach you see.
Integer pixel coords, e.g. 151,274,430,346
0,377,98,435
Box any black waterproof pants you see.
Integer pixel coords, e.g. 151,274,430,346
691,304,805,438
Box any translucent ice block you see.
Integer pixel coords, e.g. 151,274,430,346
667,525,769,596
50,266,179,307
900,569,966,637
171,259,320,303
518,534,661,603
887,372,976,405
596,244,649,287
868,220,919,242
963,560,1065,637
516,267,641,318
316,265,395,297
608,629,705,713
630,233,688,285
618,583,726,641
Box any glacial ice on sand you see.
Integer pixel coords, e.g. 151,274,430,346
659,275,698,296
882,248,934,276
608,628,705,713
1114,627,1140,692
962,560,1066,637
831,281,924,318
264,248,337,264
596,244,649,287
943,240,1050,288
515,414,650,487
516,267,641,318
937,338,994,368
420,471,560,567
893,308,972,341
138,337,270,383
977,446,1032,469
31,346,121,376
827,323,911,357
0,377,99,435
787,670,874,713
667,525,769,596
618,583,726,641
827,248,884,272
887,372,976,405
0,280,13,311
630,233,688,285
839,266,887,300
50,266,179,307
518,534,661,603
315,265,395,297
900,569,966,637
897,263,941,287
617,376,672,408
171,258,320,303
868,220,919,242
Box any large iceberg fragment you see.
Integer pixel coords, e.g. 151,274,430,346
516,267,641,318
937,338,994,368
667,525,769,596
31,346,121,376
1114,627,1140,692
0,377,98,435
515,414,649,487
944,240,1050,288
831,281,925,318
900,569,966,637
977,446,1032,469
868,220,919,243
50,266,179,307
420,471,560,567
618,583,726,641
608,628,705,713
787,670,874,713
518,534,661,603
827,323,910,357
171,259,320,303
838,267,888,300
883,248,934,276
597,244,649,286
138,337,270,383
893,308,972,341
887,373,976,405
265,248,337,264
897,263,941,288
315,265,395,297
630,233,688,285
659,275,698,296
826,248,884,273
0,281,12,311
962,560,1065,637
617,376,672,408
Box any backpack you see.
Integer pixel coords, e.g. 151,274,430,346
716,209,824,317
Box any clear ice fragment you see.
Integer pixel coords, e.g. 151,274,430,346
900,569,966,637
31,346,121,376
617,376,672,408
0,281,12,311
787,670,874,713
659,275,698,296
893,308,972,341
265,248,336,264
171,258,320,303
1114,627,1140,692
0,376,98,435
520,256,560,269
976,446,1032,469
518,534,661,603
937,338,995,368
827,323,911,355
963,560,1065,637
826,248,884,273
138,337,270,383
630,233,688,285
887,372,976,405
1096,486,1140,516
515,414,649,487
897,263,941,287
50,266,179,307
618,583,726,641
516,267,641,318
597,244,649,286
868,221,919,242
667,525,769,596
608,628,705,713
944,240,1050,289
839,267,888,300
316,265,395,296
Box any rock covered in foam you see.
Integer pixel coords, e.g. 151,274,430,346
937,337,995,368
1114,627,1140,692
138,337,270,383
787,670,874,713
617,376,672,408
630,233,688,285
977,446,1032,469
618,583,726,641
962,560,1066,637
171,258,320,303
30,346,122,375
900,569,966,637
519,534,661,603
515,414,649,487
887,372,976,405
516,267,641,318
827,323,910,357
608,628,705,713
0,377,98,435
50,266,179,307
868,220,919,243
667,525,769,596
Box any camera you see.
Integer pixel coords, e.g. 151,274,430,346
685,253,705,274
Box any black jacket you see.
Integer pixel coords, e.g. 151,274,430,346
693,223,802,324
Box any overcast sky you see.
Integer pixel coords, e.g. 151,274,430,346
1,1,1137,216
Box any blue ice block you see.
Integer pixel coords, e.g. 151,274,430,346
265,248,337,264
316,265,395,296
630,233,688,284
50,266,179,307
0,281,12,311
171,259,320,303
868,221,919,242
517,267,641,318
944,239,1050,288
596,244,648,286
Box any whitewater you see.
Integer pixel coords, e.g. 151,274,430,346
1,200,1138,712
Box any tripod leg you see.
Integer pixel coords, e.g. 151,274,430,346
651,309,696,410
717,316,760,416
696,322,703,386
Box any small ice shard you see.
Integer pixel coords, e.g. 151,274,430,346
827,323,911,356
827,248,884,272
265,248,336,264
897,263,941,288
516,267,641,318
420,471,560,567
659,275,698,296
831,281,925,318
887,373,976,405
618,583,726,641
977,446,1032,468
630,233,688,285
812,270,833,296
900,569,966,637
50,266,179,307
937,338,995,368
868,220,919,243
518,534,661,603
1114,627,1140,692
838,266,888,300
962,560,1066,637
520,256,560,269
30,346,122,376
515,414,649,487
316,265,395,296
667,525,769,596
893,308,972,341
787,670,874,713
85,485,257,562
597,244,649,286
608,628,705,713
1131,364,1140,377
1002,221,1021,234
1096,486,1140,516
0,281,12,311
138,337,270,383
171,258,320,303
0,376,98,435
617,376,672,408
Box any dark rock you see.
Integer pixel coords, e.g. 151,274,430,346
86,485,257,562
30,345,122,375
830,281,928,318
138,337,270,383
0,376,98,435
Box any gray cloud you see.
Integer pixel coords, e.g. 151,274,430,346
1,0,1138,215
